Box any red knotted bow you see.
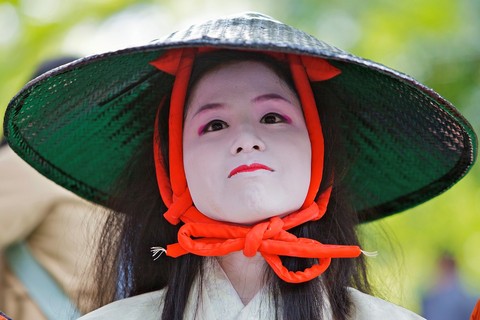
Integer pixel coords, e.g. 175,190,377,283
165,200,361,283
150,47,361,283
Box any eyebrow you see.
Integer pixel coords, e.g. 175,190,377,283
251,93,292,105
190,102,225,119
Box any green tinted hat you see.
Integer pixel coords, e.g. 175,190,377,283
3,12,477,222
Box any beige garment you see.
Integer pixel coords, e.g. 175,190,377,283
0,146,105,319
79,258,425,320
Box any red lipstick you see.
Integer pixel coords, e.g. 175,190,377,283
228,163,274,178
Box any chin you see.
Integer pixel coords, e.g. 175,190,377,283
197,184,305,224
223,203,300,225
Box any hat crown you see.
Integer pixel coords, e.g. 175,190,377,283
152,12,346,60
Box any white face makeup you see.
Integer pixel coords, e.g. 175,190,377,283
183,61,311,225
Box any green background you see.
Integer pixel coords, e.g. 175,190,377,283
1,0,479,314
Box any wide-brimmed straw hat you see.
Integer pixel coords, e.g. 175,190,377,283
3,12,477,222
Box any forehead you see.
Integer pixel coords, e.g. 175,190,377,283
202,60,280,81
187,61,296,102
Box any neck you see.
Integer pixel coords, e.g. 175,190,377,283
216,251,267,305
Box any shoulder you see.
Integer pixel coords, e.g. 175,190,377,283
78,290,165,320
348,288,425,320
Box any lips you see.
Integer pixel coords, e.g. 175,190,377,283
228,163,274,178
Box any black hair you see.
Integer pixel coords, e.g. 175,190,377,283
0,136,7,148
32,56,79,78
91,50,371,320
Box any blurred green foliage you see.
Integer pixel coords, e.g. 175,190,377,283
1,0,479,314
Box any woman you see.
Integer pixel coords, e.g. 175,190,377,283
3,13,477,320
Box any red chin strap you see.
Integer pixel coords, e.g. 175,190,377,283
150,48,361,283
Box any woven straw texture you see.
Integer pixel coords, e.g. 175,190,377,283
4,13,477,222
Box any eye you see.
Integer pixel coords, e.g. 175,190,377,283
260,112,288,124
201,119,229,134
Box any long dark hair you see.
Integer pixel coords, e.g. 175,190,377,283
90,50,371,320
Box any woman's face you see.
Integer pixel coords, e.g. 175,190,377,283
183,61,311,224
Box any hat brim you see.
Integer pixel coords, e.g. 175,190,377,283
4,13,477,222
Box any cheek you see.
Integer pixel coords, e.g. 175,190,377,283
183,139,204,178
293,144,311,177
283,133,312,205
182,124,204,167
183,137,222,190
183,132,199,183
280,130,311,161
183,140,225,216
183,144,207,204
299,134,312,165
282,132,312,181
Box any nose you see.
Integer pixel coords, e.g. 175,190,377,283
230,125,266,155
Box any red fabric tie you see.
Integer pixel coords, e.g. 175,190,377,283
166,201,361,283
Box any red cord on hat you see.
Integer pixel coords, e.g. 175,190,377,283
150,48,361,283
